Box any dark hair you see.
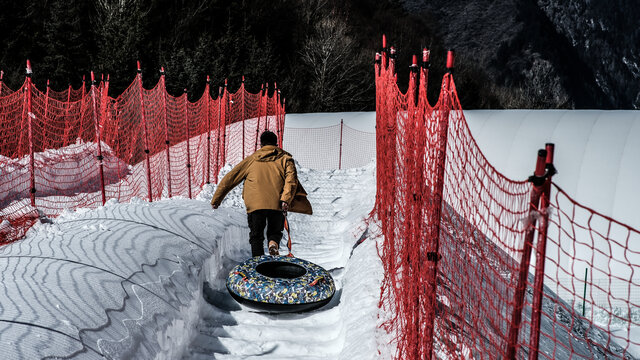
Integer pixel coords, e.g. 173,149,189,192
260,131,278,146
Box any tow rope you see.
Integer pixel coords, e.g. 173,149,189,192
284,215,294,257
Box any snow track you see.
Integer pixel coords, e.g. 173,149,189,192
183,163,378,359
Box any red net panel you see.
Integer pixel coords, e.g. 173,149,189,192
0,77,16,97
527,184,640,359
0,70,283,245
374,42,639,360
0,80,38,240
225,86,282,168
46,83,86,103
437,80,532,358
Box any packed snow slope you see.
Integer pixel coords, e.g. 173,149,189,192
183,162,380,359
0,160,383,359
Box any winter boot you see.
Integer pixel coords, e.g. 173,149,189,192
268,240,279,256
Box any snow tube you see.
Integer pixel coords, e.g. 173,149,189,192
226,255,335,313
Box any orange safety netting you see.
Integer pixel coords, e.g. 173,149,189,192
374,37,639,359
0,64,284,245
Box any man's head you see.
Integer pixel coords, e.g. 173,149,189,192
260,131,278,146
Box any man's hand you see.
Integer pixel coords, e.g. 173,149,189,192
281,201,289,214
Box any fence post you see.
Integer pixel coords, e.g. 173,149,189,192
338,119,344,169
222,79,228,166
184,88,192,199
255,83,264,152
25,60,36,207
381,34,388,69
277,88,283,148
44,80,50,129
410,55,419,106
78,75,87,142
90,72,107,205
137,61,153,202
274,82,279,144
160,67,172,198
206,75,211,184
389,46,396,76
423,50,454,358
242,76,246,159
82,75,86,99
0,70,3,95
582,268,588,316
216,86,223,182
506,148,548,359
62,83,72,147
101,75,111,194
529,143,556,360
421,48,430,98
264,83,270,132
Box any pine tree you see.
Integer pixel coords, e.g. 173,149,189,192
40,0,93,89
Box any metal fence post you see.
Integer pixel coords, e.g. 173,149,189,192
506,148,549,359
529,143,556,360
137,61,153,202
25,60,36,207
206,76,211,184
160,67,172,198
184,88,192,199
423,51,454,358
338,119,344,169
255,83,264,152
90,72,106,205
216,86,223,182
242,76,246,159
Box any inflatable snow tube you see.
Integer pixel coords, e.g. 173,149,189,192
226,255,335,313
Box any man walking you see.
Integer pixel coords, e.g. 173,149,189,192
211,131,312,257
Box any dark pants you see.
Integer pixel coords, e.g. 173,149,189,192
247,209,285,257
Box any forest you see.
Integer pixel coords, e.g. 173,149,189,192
2,0,628,111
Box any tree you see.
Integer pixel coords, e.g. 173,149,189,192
300,16,371,112
93,0,151,93
40,0,93,89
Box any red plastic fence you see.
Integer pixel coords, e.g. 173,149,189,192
0,62,284,244
529,185,640,359
374,36,639,359
283,122,376,170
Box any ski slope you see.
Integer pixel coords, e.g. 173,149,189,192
0,160,385,359
183,163,380,359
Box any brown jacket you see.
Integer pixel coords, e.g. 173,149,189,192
211,145,312,214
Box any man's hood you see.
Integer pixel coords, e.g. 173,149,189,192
254,145,291,162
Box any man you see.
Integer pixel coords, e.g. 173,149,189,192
211,130,312,257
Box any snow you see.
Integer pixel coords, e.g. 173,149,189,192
184,162,381,359
0,139,130,207
0,143,383,359
1,110,639,359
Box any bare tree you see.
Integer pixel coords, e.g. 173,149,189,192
301,16,371,112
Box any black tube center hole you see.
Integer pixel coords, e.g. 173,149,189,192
256,261,307,279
